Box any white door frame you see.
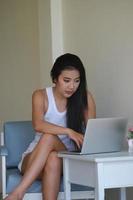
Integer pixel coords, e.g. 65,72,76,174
50,0,64,63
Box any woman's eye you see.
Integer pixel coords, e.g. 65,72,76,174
64,79,70,83
63,79,80,83
75,79,80,83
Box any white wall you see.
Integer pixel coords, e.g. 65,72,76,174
0,0,41,121
62,0,133,199
62,0,133,122
38,0,53,87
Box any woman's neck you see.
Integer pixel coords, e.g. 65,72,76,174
52,87,67,112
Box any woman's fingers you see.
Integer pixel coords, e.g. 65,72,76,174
69,131,84,149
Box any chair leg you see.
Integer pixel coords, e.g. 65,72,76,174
2,156,7,199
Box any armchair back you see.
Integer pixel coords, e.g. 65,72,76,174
4,121,35,168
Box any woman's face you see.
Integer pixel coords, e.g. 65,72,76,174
55,69,80,98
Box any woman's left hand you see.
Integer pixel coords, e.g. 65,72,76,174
67,129,84,149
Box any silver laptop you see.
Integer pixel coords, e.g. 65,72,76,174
60,117,127,155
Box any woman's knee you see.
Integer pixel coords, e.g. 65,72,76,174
40,133,57,146
44,151,62,173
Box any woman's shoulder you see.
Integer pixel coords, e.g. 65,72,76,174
32,88,49,111
86,90,96,118
32,88,44,96
86,90,94,99
87,90,96,104
32,88,48,101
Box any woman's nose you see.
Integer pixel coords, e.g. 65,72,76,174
69,82,75,89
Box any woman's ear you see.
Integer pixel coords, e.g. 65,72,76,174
53,78,57,84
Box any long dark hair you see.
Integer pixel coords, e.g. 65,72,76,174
50,53,88,134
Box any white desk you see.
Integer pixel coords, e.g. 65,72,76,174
58,151,133,200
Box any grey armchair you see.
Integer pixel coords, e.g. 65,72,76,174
0,121,94,199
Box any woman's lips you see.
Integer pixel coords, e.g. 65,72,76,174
65,91,74,95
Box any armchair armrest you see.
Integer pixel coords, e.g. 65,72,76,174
0,145,8,156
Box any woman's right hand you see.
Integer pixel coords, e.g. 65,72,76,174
67,129,84,149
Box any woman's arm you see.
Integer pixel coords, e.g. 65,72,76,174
84,91,96,124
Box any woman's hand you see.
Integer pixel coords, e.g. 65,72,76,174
67,129,84,149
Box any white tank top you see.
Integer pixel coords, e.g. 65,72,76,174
44,87,67,131
44,87,68,141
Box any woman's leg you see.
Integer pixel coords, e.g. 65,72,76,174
42,151,63,200
4,133,66,200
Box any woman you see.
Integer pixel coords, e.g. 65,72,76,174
5,53,96,200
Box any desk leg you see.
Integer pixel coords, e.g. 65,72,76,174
119,188,126,200
95,185,105,200
63,158,71,200
95,163,105,200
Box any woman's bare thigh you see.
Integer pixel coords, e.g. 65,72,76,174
21,134,67,178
